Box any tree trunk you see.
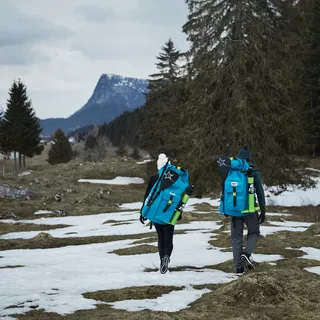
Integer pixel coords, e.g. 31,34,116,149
18,153,22,170
23,154,26,168
14,151,17,175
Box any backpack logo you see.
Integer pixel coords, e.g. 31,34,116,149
231,181,238,187
217,157,227,167
164,171,175,182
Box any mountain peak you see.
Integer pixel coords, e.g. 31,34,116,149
40,73,148,136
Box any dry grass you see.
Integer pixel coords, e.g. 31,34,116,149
83,286,182,303
0,222,69,236
0,232,156,251
0,265,24,269
0,156,150,220
112,244,158,256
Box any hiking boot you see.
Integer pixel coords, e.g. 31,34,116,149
240,252,255,270
236,267,244,274
160,255,170,274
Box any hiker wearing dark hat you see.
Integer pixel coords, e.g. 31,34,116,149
231,147,266,273
140,153,180,274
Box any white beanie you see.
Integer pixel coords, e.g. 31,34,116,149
157,153,169,170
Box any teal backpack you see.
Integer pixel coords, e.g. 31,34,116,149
141,162,193,225
217,156,259,217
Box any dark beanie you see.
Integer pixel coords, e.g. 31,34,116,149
238,146,251,161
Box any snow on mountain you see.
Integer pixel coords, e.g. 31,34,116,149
40,74,148,136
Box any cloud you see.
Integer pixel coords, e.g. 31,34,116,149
0,2,72,65
0,4,72,47
132,0,188,26
74,5,117,23
0,44,50,66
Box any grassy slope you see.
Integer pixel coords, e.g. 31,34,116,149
1,151,320,320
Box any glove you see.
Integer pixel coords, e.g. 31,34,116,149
258,212,266,224
178,212,183,221
139,214,147,225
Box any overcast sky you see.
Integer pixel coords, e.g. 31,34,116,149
0,0,189,119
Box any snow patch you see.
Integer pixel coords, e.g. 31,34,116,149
18,170,33,177
267,212,292,217
296,247,320,276
265,177,320,206
0,232,236,318
268,221,313,228
120,202,143,210
0,212,221,240
78,177,144,185
184,197,220,212
136,160,152,165
34,210,54,215
109,287,211,312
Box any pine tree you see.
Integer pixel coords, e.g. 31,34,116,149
148,38,180,93
84,135,98,150
47,129,73,165
1,80,43,171
181,0,305,190
131,148,141,160
141,39,186,158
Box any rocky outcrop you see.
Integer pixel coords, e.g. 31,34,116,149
0,184,34,199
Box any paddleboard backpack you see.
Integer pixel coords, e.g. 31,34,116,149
217,155,260,217
141,161,193,225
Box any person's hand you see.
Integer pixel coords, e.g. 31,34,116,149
258,212,266,224
140,214,147,225
178,212,183,221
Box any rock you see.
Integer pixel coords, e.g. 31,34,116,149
54,210,67,216
0,212,17,220
54,194,62,202
64,189,73,194
0,184,34,199
33,232,53,240
33,179,40,185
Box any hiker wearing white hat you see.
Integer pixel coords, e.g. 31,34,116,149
140,153,177,274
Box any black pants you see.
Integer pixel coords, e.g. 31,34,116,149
154,223,174,260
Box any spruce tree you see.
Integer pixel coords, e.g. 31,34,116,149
148,38,180,93
2,80,43,170
47,129,73,165
84,135,98,150
141,38,185,157
182,0,305,190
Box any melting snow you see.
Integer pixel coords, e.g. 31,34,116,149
0,212,222,240
120,202,143,210
18,170,33,177
265,177,320,206
267,212,292,217
296,247,320,276
34,210,54,215
136,159,152,165
78,177,144,185
109,287,211,312
184,197,220,212
0,232,237,318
